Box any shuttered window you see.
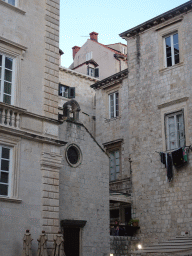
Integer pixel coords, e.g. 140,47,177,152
109,92,119,118
109,150,120,181
86,52,92,61
59,83,75,98
0,146,12,197
0,54,13,104
166,111,185,150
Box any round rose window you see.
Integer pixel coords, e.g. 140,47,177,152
66,144,82,167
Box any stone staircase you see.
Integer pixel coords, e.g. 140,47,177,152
132,236,192,255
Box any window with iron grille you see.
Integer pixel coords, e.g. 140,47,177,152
109,92,119,118
164,33,179,67
165,110,185,150
0,53,14,104
0,146,12,197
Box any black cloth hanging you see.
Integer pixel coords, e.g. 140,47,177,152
172,147,183,167
160,152,166,167
167,153,173,182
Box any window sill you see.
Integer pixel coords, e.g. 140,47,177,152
105,116,121,123
0,196,22,203
0,0,26,14
159,62,184,73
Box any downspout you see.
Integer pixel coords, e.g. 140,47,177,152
114,54,121,72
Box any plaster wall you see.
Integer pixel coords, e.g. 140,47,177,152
73,39,125,80
0,138,42,256
0,0,45,114
107,43,127,55
0,0,60,119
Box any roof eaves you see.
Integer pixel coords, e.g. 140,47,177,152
89,39,126,56
91,69,128,89
120,1,192,38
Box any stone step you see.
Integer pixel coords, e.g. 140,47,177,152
133,236,192,254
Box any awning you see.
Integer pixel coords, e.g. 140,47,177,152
109,193,131,203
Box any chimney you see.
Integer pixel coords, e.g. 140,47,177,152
72,46,81,59
89,32,98,42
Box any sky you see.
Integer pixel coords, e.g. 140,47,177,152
60,0,188,68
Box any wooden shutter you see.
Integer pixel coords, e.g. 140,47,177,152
109,152,115,181
95,68,99,77
69,87,75,98
58,83,62,96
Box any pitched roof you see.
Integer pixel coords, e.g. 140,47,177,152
91,68,128,89
72,59,99,70
88,39,127,57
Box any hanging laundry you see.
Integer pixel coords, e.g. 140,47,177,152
172,147,184,167
183,147,188,163
167,153,173,182
160,152,166,167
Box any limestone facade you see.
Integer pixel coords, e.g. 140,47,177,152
91,1,192,253
0,1,110,255
119,0,192,250
91,69,132,228
59,120,109,256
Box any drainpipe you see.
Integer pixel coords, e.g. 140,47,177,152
114,54,121,72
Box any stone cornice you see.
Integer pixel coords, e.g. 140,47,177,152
103,138,124,147
91,69,128,89
157,97,189,109
0,126,67,146
41,152,63,169
59,66,100,82
120,1,192,38
0,36,27,51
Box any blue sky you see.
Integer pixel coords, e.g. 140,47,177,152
60,0,187,68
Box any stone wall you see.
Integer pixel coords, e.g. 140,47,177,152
44,0,60,119
95,77,130,181
59,120,110,256
126,11,192,246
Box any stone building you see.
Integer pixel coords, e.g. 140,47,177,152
91,1,192,255
59,67,98,135
0,1,110,256
69,32,127,80
91,69,132,232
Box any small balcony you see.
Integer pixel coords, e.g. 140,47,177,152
0,102,26,129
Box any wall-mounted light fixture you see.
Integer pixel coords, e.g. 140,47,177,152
138,244,142,249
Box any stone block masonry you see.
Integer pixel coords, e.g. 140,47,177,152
40,151,62,251
44,0,60,119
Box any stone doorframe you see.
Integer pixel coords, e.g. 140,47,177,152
60,219,87,256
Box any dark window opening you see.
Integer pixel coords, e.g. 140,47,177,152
67,146,79,165
64,228,80,256
110,209,119,219
59,83,75,98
